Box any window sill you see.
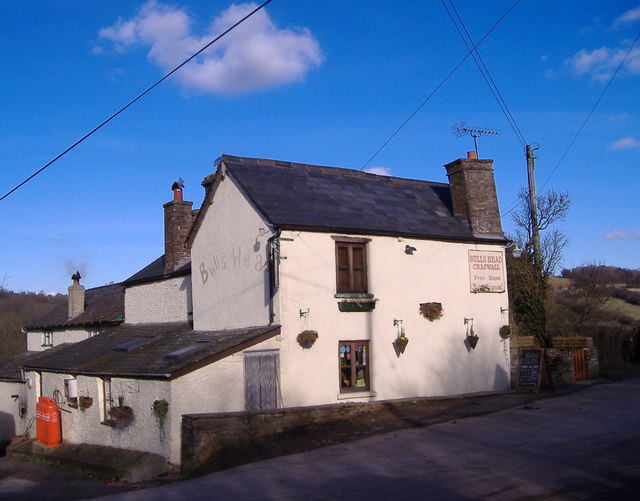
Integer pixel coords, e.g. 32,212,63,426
334,293,374,299
337,390,377,400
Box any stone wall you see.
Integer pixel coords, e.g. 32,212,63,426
510,336,599,388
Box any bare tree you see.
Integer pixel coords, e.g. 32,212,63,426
507,188,571,346
511,188,571,277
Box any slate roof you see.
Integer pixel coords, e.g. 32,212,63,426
218,154,494,242
124,256,191,285
20,323,280,380
25,283,125,330
0,347,69,382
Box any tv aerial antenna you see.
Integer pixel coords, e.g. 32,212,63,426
453,122,499,155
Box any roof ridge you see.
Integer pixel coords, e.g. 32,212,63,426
220,153,447,186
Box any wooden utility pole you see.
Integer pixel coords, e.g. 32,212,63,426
526,145,541,271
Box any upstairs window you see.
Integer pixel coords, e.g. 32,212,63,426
42,331,53,347
334,238,369,294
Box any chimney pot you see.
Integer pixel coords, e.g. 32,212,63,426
467,151,477,160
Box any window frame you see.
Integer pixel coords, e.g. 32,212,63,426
42,331,53,347
333,237,370,294
338,340,371,393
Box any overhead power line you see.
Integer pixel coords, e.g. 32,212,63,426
360,0,521,171
0,0,274,202
539,29,640,192
442,0,527,147
501,28,640,219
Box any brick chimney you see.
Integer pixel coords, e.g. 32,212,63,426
444,152,503,238
164,178,193,274
68,271,85,319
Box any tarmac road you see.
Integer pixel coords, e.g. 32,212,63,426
90,378,640,501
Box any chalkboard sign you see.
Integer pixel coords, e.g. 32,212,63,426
517,349,543,392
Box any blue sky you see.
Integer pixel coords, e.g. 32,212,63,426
1,1,639,294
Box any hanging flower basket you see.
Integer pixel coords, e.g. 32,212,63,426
419,302,443,321
297,330,319,348
396,337,409,353
108,406,134,421
467,334,479,349
499,324,515,338
395,328,409,354
78,396,93,411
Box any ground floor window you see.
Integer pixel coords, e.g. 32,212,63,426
339,341,370,392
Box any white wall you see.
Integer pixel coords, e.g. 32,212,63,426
0,380,27,441
191,174,274,330
25,371,172,461
22,334,281,463
125,275,192,324
169,336,280,462
27,327,95,351
276,231,511,407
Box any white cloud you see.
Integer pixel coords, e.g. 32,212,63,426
364,166,392,176
566,46,640,81
610,136,640,150
613,6,640,28
98,1,324,95
602,230,640,241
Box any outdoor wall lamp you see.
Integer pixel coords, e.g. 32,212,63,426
506,242,522,258
405,245,417,255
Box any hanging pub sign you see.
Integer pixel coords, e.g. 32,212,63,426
468,250,506,293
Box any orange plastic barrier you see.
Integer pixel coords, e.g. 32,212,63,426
35,396,61,446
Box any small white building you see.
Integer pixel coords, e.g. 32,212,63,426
23,281,124,351
14,152,512,466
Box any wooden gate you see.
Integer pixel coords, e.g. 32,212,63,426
559,348,587,381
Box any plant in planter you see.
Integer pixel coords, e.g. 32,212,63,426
297,329,319,348
467,325,479,349
153,399,169,442
78,396,93,411
108,396,134,423
499,324,515,338
419,302,443,321
395,327,409,354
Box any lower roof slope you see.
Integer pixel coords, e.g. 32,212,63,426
20,323,281,380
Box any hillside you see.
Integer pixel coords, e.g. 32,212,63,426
0,288,66,363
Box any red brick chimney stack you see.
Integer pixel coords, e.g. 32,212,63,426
444,153,503,238
164,179,193,274
68,271,85,319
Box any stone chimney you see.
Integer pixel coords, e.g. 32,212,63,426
68,271,85,319
164,178,193,274
444,152,503,238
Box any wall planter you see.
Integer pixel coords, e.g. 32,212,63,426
395,336,409,354
78,396,93,411
419,302,443,321
335,294,377,312
297,330,319,348
467,326,479,349
395,327,409,354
